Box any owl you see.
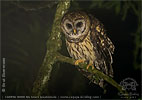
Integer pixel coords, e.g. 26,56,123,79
61,11,115,88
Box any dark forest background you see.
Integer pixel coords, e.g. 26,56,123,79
1,0,141,99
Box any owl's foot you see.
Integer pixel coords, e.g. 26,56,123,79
75,60,94,70
75,59,85,65
87,64,94,70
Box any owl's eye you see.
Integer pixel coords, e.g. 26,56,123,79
76,22,83,28
66,23,72,29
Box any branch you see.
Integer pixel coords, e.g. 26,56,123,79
56,53,130,99
32,0,71,96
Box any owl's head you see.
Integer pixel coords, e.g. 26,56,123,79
61,11,91,43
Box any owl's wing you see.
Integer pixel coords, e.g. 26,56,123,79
89,16,115,77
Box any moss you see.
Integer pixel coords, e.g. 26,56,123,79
32,0,71,96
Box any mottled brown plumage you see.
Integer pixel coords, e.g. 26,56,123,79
61,11,115,88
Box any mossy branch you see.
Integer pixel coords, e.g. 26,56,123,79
56,53,129,99
32,0,71,96
32,0,129,99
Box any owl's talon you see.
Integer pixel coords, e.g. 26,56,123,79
87,64,94,70
75,59,85,65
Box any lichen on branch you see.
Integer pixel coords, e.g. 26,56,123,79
32,0,71,96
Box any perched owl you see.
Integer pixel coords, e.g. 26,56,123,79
61,11,115,88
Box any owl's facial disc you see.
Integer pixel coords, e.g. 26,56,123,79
65,19,87,43
61,11,91,43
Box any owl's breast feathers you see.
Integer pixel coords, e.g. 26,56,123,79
66,32,96,64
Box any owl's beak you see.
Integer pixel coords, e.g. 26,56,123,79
73,29,77,34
